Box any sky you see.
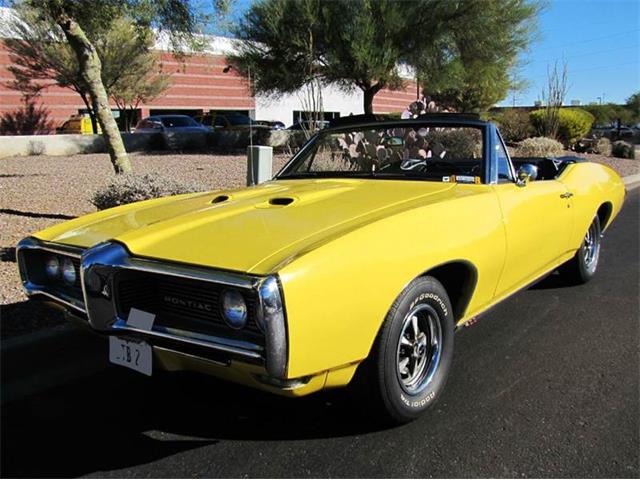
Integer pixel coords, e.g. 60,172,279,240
217,0,639,107
508,0,640,106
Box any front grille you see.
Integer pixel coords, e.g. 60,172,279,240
114,269,264,344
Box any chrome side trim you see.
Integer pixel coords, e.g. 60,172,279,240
16,237,86,313
456,256,573,330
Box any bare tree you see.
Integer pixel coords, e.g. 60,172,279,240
296,78,324,140
541,60,569,139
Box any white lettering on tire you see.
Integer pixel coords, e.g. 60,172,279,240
409,292,448,316
400,391,435,408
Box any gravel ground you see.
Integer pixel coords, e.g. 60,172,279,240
0,151,289,338
560,150,639,177
0,150,637,338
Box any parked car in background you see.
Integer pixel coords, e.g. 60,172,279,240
196,112,268,132
57,114,101,135
255,120,286,130
133,115,210,134
610,126,635,139
16,114,625,424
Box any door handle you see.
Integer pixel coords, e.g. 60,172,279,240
560,192,574,199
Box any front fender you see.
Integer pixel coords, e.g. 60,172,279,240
278,185,506,378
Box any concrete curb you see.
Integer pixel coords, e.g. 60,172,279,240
623,173,640,189
2,170,639,404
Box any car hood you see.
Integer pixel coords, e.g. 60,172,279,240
34,179,456,274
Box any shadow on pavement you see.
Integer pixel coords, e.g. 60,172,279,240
0,300,66,339
1,367,382,477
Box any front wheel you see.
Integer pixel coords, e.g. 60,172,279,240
560,215,602,284
354,276,455,425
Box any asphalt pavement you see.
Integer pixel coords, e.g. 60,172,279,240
2,189,638,478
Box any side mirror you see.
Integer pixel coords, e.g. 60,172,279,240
516,164,538,186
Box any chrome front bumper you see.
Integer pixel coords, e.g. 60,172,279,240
17,237,289,379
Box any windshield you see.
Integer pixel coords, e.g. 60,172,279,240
160,116,199,127
278,124,484,182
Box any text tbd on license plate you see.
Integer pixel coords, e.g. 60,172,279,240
109,336,152,376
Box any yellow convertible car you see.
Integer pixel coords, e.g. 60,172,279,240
17,114,625,423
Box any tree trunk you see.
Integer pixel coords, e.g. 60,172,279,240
363,84,383,115
57,15,131,173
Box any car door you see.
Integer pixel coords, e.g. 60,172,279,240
491,133,573,298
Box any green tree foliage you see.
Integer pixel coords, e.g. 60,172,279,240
583,103,631,126
416,0,539,113
4,9,165,134
107,20,171,132
492,108,532,143
5,0,229,173
530,108,594,146
229,0,540,115
625,91,639,124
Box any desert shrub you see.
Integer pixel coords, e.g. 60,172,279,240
530,108,595,146
575,136,612,155
595,137,612,156
0,98,53,135
493,109,531,143
423,128,483,159
515,137,564,157
91,174,207,210
612,141,635,159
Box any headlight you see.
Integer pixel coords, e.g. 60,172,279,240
45,256,60,279
61,257,76,284
221,289,247,329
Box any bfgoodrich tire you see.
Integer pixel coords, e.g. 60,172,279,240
560,216,602,285
356,276,455,425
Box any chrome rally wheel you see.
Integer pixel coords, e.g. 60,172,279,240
560,215,602,284
396,305,442,394
582,218,601,274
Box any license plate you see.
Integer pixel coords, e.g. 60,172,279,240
109,336,152,376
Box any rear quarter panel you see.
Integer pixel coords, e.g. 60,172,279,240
560,162,626,249
279,184,506,378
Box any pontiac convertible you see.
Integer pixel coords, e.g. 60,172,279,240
17,114,625,423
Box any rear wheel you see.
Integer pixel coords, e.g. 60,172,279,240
354,276,454,424
560,216,602,284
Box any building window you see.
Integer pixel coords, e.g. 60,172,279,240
293,111,340,123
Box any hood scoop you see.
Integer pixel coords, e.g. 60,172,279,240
254,196,297,209
268,197,295,206
211,194,230,204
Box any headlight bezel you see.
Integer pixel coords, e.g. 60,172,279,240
257,275,288,378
